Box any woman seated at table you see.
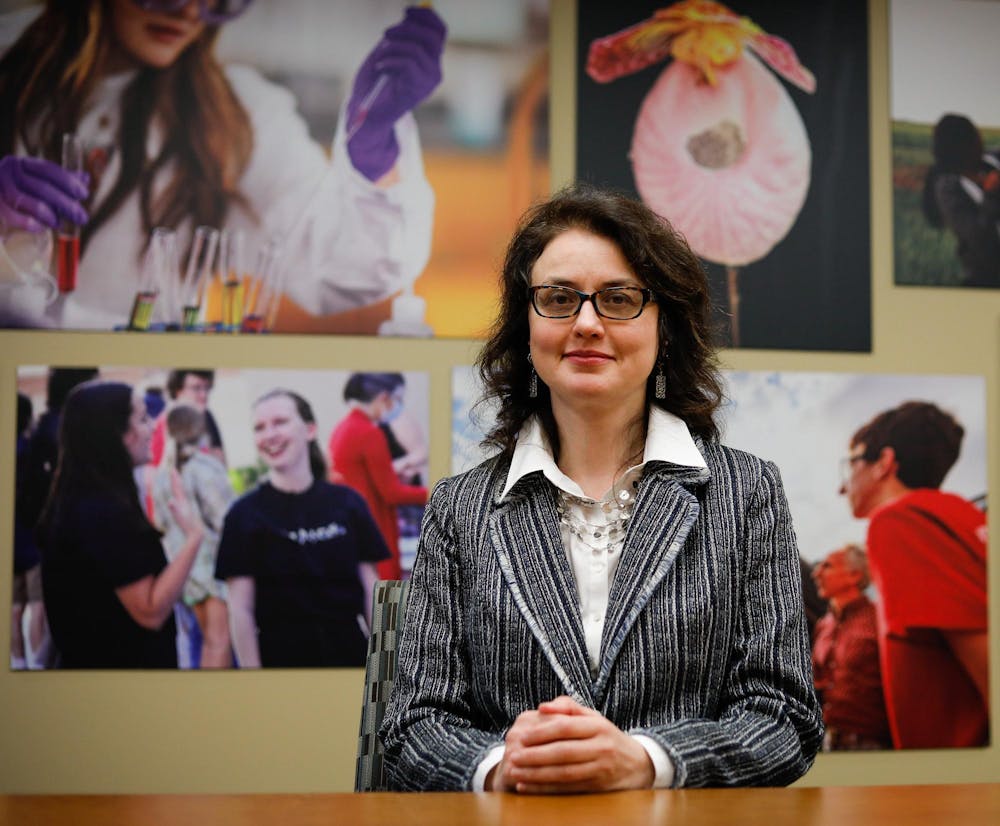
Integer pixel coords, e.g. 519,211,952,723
381,185,823,791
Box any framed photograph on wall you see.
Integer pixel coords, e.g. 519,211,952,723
575,0,871,351
12,365,429,670
0,0,549,336
452,364,989,750
890,0,1000,289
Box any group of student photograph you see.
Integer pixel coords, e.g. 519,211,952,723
14,367,427,671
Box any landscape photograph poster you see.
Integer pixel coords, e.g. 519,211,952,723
890,0,1000,289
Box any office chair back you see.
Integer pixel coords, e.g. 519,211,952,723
355,578,409,792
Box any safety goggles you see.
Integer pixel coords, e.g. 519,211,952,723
132,0,253,25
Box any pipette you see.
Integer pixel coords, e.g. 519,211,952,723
345,74,389,141
345,2,435,140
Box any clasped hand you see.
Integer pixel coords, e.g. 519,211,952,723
488,695,655,794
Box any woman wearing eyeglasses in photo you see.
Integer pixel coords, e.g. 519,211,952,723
382,185,822,792
0,0,445,329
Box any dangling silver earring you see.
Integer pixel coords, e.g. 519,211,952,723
654,344,668,400
528,353,538,398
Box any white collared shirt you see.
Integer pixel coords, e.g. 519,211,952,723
472,407,707,790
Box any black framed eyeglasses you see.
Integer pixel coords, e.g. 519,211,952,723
838,454,868,485
132,0,253,24
529,285,655,320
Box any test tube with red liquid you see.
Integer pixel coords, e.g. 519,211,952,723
57,134,83,293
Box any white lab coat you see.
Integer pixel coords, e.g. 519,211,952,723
0,15,434,330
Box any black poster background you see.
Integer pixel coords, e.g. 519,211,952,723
575,0,871,352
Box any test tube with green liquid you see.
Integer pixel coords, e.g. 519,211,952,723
180,226,219,331
128,228,175,331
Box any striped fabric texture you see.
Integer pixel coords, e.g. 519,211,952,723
355,579,410,792
380,441,823,790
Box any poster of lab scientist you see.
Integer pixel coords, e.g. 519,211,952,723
890,0,1000,289
0,0,549,335
574,0,870,351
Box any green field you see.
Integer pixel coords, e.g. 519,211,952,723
891,120,1000,286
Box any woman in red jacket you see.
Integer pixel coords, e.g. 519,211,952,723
328,373,427,579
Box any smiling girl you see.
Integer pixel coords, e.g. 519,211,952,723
215,389,389,668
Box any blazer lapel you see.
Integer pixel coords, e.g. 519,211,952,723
594,464,710,698
488,474,595,706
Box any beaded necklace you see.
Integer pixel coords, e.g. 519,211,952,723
554,480,638,554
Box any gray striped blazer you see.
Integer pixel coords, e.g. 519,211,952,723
381,440,823,790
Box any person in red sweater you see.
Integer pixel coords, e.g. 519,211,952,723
328,373,427,580
840,401,988,748
811,543,891,750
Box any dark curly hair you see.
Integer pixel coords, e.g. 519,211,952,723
343,372,405,403
166,369,215,399
477,183,723,458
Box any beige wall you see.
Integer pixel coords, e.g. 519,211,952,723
0,0,997,792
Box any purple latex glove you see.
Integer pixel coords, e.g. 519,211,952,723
0,156,89,233
346,6,447,182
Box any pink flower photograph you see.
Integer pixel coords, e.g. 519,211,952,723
577,1,870,351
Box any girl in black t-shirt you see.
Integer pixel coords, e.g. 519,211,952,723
216,389,389,668
37,381,204,668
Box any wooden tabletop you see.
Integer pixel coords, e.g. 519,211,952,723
2,784,998,826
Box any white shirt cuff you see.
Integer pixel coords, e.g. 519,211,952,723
631,734,675,788
471,745,506,791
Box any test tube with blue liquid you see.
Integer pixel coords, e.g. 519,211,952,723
240,238,283,333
